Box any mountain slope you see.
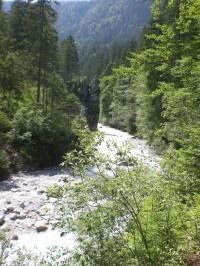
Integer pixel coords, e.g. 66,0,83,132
4,0,152,45
56,0,152,44
3,0,152,78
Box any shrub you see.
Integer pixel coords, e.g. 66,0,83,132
0,111,12,180
0,150,10,181
12,107,77,167
48,133,189,265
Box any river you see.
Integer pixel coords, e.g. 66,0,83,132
1,124,161,257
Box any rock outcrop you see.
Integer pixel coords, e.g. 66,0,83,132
74,77,100,131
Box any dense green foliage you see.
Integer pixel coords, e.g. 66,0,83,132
43,0,200,264
45,131,200,265
0,0,85,176
1,0,200,264
0,111,12,179
100,0,200,152
97,1,200,261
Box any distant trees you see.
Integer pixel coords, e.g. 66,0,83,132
55,0,152,79
8,0,29,49
80,39,136,81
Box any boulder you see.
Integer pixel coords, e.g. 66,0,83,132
36,220,48,232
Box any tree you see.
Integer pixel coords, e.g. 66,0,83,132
0,0,7,35
60,35,79,84
28,0,58,104
8,0,30,50
8,0,59,104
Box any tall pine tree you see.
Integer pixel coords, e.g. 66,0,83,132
60,35,79,84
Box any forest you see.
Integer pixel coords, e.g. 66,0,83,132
3,0,152,79
0,0,200,265
0,0,83,179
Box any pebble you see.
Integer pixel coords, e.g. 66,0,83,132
37,189,45,194
2,208,7,214
6,206,14,213
19,201,25,209
9,214,17,221
0,168,73,236
11,188,19,192
49,198,57,203
0,215,5,226
36,220,48,232
17,213,26,220
11,234,19,240
13,210,20,214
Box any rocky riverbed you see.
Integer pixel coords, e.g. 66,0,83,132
0,124,161,250
0,167,72,241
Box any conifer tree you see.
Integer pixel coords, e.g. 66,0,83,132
8,0,29,50
29,0,58,104
60,35,79,84
0,0,7,35
8,0,59,104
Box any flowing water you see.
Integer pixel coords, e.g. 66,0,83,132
9,124,160,255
